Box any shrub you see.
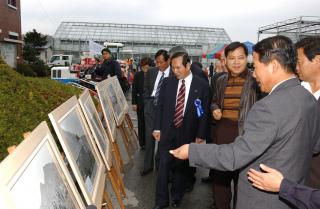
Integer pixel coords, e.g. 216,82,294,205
30,59,50,77
0,56,6,64
16,63,36,77
0,65,82,161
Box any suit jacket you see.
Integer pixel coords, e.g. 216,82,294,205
154,74,209,148
132,71,145,106
143,66,174,99
189,78,320,209
280,178,320,209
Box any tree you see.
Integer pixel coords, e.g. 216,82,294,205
23,29,47,64
22,29,50,77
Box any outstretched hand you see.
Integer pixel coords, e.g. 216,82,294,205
247,164,284,192
169,144,190,160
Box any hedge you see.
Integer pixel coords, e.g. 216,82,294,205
0,64,82,161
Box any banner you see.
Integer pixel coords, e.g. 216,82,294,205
89,40,104,55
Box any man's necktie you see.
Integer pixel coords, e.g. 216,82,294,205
154,72,165,105
173,80,185,128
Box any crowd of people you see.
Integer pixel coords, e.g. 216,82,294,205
96,35,320,209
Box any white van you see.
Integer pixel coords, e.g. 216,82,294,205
48,54,73,67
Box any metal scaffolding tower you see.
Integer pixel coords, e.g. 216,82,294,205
258,16,320,42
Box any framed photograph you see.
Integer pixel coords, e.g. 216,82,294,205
0,121,86,209
78,89,112,170
48,96,106,207
110,76,129,113
96,79,125,127
95,80,117,138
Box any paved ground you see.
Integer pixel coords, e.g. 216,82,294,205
105,94,215,209
121,150,214,209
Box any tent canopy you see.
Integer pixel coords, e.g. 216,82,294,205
202,44,227,59
243,41,254,54
202,41,254,59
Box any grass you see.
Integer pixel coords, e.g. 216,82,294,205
0,64,82,161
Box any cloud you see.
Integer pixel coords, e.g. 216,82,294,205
21,0,320,42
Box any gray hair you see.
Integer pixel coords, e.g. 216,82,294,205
169,46,188,57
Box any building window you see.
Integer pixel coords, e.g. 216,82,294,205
8,0,17,8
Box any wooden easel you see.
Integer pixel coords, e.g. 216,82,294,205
118,123,134,161
125,113,138,140
106,168,125,209
102,190,113,209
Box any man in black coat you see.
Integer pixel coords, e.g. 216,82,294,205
191,61,209,83
96,48,122,81
132,57,153,149
152,52,209,209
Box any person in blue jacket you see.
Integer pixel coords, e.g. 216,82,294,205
248,164,320,209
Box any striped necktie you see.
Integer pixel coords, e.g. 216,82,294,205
173,80,185,128
154,72,165,105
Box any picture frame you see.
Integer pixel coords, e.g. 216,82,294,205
48,96,106,207
78,89,112,170
110,76,129,113
96,79,125,127
0,121,86,209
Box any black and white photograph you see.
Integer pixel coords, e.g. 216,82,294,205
49,97,106,207
0,122,85,209
79,90,112,169
59,108,98,195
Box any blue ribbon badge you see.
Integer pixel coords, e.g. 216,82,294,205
194,99,204,118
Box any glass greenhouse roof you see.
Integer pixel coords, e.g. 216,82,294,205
54,22,231,45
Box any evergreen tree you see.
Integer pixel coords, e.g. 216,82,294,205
23,29,47,64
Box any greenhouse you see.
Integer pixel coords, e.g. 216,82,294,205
53,21,231,61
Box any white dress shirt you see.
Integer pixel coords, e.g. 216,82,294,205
301,81,320,100
176,72,193,115
151,66,170,97
269,77,296,95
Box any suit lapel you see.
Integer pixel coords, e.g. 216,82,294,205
150,68,159,90
169,78,179,113
169,67,174,77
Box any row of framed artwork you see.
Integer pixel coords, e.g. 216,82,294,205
0,77,135,209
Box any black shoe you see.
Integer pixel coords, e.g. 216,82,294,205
185,184,194,192
171,200,181,208
152,203,169,209
201,176,213,183
140,168,152,176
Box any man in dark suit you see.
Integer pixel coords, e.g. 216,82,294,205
171,36,320,209
152,52,209,209
132,57,153,149
294,36,320,189
168,45,208,191
141,49,173,176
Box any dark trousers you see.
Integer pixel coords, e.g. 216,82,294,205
155,127,191,206
308,153,320,188
136,104,145,147
143,99,157,171
212,170,239,209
